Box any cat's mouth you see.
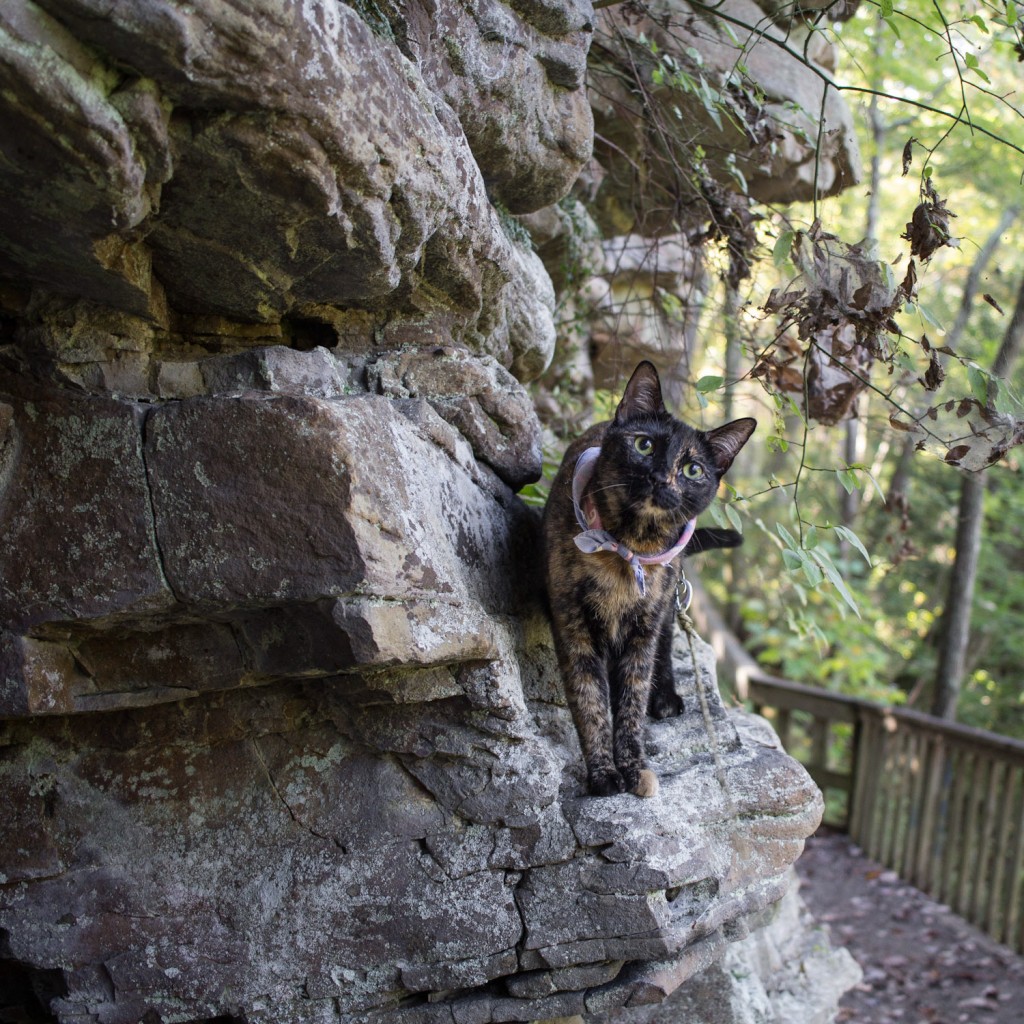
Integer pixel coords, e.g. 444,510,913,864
636,490,695,527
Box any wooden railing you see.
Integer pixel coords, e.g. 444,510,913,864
687,584,1024,955
747,671,1024,956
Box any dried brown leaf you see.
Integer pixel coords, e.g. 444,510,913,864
921,350,945,391
901,259,918,297
902,137,917,176
902,188,958,262
983,293,1005,315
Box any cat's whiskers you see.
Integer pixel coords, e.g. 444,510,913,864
587,482,627,497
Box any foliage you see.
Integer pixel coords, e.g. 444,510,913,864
537,0,1024,735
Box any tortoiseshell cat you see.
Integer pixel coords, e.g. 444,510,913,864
542,362,756,798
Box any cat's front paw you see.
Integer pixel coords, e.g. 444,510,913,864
648,688,684,719
588,765,625,796
619,764,660,798
633,769,659,798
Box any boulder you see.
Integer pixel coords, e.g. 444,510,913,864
0,625,827,1024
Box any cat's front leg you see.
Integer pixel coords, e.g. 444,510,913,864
551,612,622,795
612,632,661,798
569,652,622,796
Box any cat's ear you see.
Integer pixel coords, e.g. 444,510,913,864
706,418,756,474
614,361,666,423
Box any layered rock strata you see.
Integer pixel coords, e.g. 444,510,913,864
1,619,824,1023
0,0,857,1020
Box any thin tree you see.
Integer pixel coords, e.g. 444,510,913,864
932,270,1024,719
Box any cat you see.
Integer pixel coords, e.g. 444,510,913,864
542,361,756,798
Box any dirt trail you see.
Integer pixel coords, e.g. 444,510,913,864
795,829,1024,1024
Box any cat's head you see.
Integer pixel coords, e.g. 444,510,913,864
594,361,756,538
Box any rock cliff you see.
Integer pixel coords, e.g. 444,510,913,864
0,1,859,1021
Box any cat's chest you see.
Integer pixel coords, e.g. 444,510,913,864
583,557,672,637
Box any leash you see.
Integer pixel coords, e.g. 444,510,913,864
677,581,734,810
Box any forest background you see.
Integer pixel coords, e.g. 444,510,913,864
527,0,1024,739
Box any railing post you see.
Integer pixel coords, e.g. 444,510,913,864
847,713,865,836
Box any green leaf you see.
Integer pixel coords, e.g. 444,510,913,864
696,375,725,393
993,378,1016,415
725,503,743,532
709,500,728,529
804,525,818,550
915,303,945,330
776,522,798,549
834,525,873,567
801,557,824,587
767,435,789,454
964,52,991,82
880,3,901,37
968,363,991,405
810,550,862,618
837,468,858,494
1007,0,1018,26
773,231,795,267
782,548,803,571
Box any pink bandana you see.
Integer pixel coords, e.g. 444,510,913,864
571,446,695,597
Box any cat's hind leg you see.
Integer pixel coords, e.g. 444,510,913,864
647,597,683,719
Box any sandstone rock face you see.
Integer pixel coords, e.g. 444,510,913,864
0,0,860,1020
0,381,528,716
0,623,824,1023
587,0,861,239
1,0,576,376
612,859,864,1024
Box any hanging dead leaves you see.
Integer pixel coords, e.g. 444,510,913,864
902,178,959,262
757,221,915,425
759,183,1024,470
890,397,1024,471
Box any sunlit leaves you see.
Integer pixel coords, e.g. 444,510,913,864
772,519,873,618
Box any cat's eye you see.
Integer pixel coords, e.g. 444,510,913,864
682,462,704,479
633,436,654,456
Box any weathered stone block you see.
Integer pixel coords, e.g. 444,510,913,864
368,347,543,488
0,634,81,717
0,385,173,633
143,393,528,617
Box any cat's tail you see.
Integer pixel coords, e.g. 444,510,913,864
688,527,743,553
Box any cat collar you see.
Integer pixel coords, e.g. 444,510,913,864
571,446,696,598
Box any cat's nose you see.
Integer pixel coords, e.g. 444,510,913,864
653,482,679,509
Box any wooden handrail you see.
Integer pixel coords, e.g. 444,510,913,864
724,662,1024,955
689,580,1024,954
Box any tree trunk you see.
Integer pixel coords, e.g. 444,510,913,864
932,272,1024,719
932,474,985,719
